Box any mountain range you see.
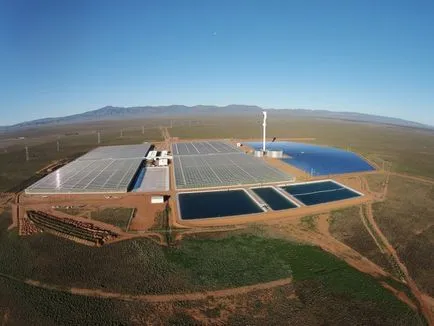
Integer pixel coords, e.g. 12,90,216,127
1,105,432,131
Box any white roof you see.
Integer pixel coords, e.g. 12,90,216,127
133,167,169,192
146,151,158,159
26,158,142,194
25,144,150,194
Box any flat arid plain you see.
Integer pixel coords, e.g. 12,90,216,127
0,116,433,325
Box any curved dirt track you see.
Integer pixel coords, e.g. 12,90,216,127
358,174,433,323
0,272,292,303
363,202,434,325
389,172,434,185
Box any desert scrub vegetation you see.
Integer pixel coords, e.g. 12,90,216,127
373,175,434,296
0,277,129,325
149,204,175,245
0,275,420,326
0,209,419,308
365,173,388,193
329,206,394,275
299,215,318,230
0,211,422,324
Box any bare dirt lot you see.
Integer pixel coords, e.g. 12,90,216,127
19,192,167,233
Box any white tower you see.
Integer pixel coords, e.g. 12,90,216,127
262,111,267,152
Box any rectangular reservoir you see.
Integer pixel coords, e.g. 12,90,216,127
281,180,361,206
178,189,263,220
251,187,298,210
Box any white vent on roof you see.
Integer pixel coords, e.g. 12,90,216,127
151,195,164,204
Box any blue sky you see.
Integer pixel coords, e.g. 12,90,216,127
0,0,433,126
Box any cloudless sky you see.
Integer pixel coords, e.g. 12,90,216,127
0,0,433,125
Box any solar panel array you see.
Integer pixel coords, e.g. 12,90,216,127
172,141,240,155
25,144,150,194
173,141,293,189
77,144,151,160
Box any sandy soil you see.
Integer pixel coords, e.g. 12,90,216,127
128,202,164,231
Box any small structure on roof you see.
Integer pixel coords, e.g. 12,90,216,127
266,150,283,158
158,158,168,167
146,150,158,160
151,195,164,204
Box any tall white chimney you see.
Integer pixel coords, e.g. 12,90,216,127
262,111,267,152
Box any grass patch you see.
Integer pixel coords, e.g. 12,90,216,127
90,207,134,231
299,215,318,230
55,207,88,217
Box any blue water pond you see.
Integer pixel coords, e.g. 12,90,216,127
247,141,374,176
280,180,361,206
178,190,263,220
251,187,298,210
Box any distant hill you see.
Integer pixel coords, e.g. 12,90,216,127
1,105,433,131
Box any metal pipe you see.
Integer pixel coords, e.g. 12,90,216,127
262,111,267,152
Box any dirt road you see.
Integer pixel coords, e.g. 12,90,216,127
363,203,434,324
0,271,291,303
